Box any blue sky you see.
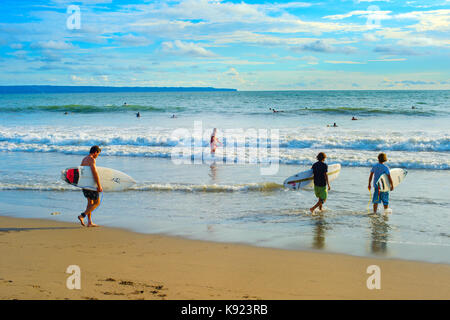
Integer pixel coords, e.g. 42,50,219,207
0,0,449,90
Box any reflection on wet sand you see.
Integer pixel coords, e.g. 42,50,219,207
369,214,391,255
312,213,328,250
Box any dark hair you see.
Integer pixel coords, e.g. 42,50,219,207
90,145,101,154
317,152,326,161
378,153,387,162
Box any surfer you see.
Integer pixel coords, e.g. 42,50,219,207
351,116,358,120
210,128,222,154
270,108,283,113
368,153,394,214
136,112,140,118
310,152,331,214
78,145,103,227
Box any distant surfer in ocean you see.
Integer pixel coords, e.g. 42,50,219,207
368,153,393,214
78,146,103,227
210,128,222,154
310,152,331,214
269,107,283,113
136,112,140,118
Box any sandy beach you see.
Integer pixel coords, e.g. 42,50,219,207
0,215,449,300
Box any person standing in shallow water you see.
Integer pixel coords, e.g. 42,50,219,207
210,128,222,154
368,153,393,213
310,152,331,214
78,145,103,227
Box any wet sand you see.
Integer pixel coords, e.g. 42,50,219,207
0,215,449,300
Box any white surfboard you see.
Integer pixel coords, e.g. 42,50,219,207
61,166,136,192
376,168,407,192
284,163,341,190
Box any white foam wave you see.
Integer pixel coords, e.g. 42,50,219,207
0,182,284,193
1,126,449,152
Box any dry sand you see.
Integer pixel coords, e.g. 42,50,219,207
0,215,449,300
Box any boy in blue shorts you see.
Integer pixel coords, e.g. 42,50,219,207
368,153,393,213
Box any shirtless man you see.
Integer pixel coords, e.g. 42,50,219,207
78,145,103,227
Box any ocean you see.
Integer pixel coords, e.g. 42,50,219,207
0,90,449,263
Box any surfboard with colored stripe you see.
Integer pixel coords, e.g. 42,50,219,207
61,166,136,191
283,163,341,190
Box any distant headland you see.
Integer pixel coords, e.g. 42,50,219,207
0,86,237,94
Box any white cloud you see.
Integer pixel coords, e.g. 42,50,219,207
31,40,74,50
300,56,319,64
355,0,391,3
51,0,112,4
323,10,392,21
397,36,450,47
396,9,450,32
368,58,407,61
363,33,379,41
292,40,357,54
116,34,152,47
70,75,87,82
221,67,245,84
262,2,314,10
161,40,216,57
325,60,365,64
375,27,450,48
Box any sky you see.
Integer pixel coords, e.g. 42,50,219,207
0,0,449,90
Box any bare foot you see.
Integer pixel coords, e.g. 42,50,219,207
309,207,315,214
87,222,99,227
78,215,85,227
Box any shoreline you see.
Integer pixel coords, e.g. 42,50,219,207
1,215,449,300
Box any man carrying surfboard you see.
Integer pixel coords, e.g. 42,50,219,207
368,153,394,213
78,145,103,227
310,152,331,214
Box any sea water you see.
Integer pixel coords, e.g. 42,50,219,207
0,90,449,263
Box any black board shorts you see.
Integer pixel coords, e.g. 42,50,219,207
82,189,99,201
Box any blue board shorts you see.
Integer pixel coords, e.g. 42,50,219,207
372,187,389,205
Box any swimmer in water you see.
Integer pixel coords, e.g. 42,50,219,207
136,112,140,118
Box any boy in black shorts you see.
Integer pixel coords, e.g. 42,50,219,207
78,146,103,227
